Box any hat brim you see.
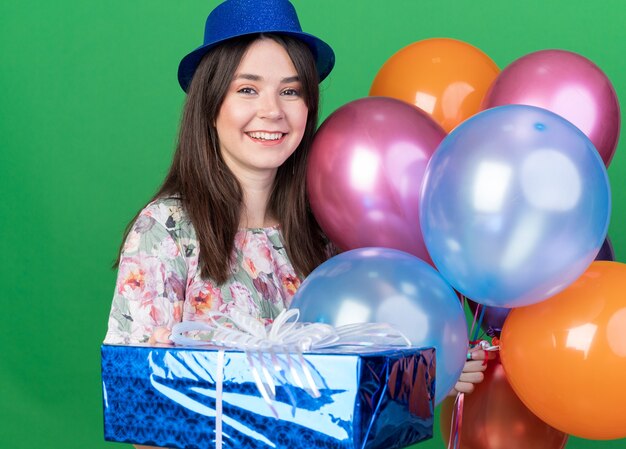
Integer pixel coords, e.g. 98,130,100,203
177,30,335,92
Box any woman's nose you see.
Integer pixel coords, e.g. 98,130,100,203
258,94,284,120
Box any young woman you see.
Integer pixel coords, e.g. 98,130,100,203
104,0,334,347
104,1,489,427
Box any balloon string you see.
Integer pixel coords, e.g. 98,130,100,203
456,393,464,449
467,298,479,345
470,305,486,344
448,392,464,449
467,302,488,365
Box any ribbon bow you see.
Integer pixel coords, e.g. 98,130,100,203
170,308,411,351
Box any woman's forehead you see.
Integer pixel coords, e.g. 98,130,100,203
234,38,299,81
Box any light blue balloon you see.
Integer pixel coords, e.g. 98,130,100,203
290,247,468,405
420,105,610,308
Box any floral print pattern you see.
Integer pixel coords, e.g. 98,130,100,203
104,197,302,344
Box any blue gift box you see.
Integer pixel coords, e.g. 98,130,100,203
101,344,435,449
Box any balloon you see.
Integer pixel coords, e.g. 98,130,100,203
465,234,614,331
370,38,499,132
307,97,446,264
290,247,468,405
440,355,568,449
466,237,613,333
596,236,615,261
501,261,626,440
483,49,620,166
420,104,610,308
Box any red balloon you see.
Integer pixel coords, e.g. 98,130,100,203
483,50,620,166
440,356,568,449
307,97,446,263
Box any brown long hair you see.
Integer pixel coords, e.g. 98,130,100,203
116,33,327,284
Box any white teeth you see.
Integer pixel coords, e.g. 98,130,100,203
247,131,283,141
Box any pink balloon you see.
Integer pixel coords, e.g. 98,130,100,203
483,49,620,166
307,97,446,263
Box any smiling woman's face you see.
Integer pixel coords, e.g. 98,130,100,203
215,38,309,180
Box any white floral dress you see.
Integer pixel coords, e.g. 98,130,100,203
104,197,302,345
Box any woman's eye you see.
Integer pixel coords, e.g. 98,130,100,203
281,88,300,97
237,87,257,95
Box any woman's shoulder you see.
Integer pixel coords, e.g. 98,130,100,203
140,196,191,232
122,196,196,260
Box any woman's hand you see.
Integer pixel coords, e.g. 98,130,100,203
451,346,496,395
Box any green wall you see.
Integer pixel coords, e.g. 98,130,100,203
1,1,624,448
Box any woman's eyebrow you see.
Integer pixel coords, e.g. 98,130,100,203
281,75,300,83
234,73,300,83
235,73,262,81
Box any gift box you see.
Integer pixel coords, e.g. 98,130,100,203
101,344,435,449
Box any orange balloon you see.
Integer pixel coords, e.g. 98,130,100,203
500,261,626,440
440,356,567,449
370,38,499,132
